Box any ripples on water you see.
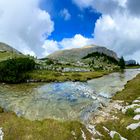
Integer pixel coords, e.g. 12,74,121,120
0,69,140,122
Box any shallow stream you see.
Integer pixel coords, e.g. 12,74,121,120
0,69,139,122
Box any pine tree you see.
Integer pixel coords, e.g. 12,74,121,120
119,56,125,69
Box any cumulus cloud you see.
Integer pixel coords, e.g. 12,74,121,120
73,0,140,62
73,0,126,14
94,14,140,56
42,40,59,56
42,34,94,56
59,34,94,49
60,8,71,20
0,0,54,57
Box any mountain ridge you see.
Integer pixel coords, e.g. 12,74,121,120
47,44,119,62
0,42,23,62
0,42,22,54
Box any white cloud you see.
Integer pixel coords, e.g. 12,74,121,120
0,0,54,57
60,8,71,21
72,0,94,9
73,0,126,14
60,34,94,49
73,0,140,62
42,34,94,56
42,40,59,56
94,14,140,56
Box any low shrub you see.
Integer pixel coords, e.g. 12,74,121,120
0,57,35,83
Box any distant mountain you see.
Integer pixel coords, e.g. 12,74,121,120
46,45,120,71
125,60,137,66
47,45,119,62
0,42,21,53
0,42,23,61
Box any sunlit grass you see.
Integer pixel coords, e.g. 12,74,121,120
28,70,110,82
113,74,140,103
0,52,24,62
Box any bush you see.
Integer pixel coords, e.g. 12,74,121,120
125,108,136,117
113,133,121,140
0,57,35,83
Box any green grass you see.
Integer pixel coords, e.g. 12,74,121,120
0,111,91,140
28,70,110,82
126,66,140,69
125,108,136,117
113,74,140,103
0,107,4,113
113,133,121,140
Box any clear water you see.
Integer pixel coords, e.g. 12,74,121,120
0,69,139,122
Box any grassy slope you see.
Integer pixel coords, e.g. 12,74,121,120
126,66,140,69
95,74,140,140
0,110,91,140
28,70,110,82
0,52,23,62
113,74,140,103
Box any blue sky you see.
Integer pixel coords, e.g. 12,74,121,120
40,0,101,41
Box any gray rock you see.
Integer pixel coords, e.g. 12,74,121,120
126,122,140,130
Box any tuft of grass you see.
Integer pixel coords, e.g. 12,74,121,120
113,133,121,140
125,108,136,117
